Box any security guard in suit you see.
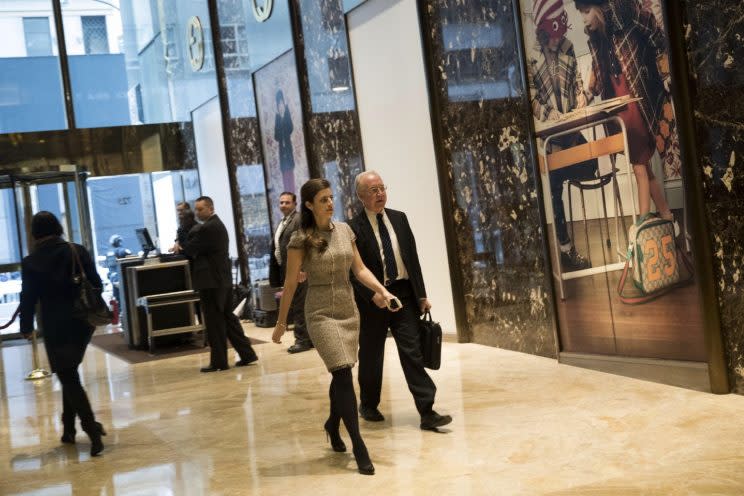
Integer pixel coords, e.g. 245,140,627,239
185,196,258,372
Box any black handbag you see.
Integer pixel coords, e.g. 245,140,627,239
70,243,112,327
419,311,442,370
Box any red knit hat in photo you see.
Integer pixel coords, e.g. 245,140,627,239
534,0,569,40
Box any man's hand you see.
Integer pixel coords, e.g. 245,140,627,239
372,293,387,309
21,331,33,341
419,298,432,313
297,271,307,284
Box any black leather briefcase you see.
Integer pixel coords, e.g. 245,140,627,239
419,311,442,370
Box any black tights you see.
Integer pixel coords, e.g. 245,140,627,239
328,367,366,452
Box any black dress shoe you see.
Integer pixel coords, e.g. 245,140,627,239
60,432,76,444
200,365,229,373
287,343,312,354
560,247,591,272
235,355,258,367
359,405,385,422
420,411,452,431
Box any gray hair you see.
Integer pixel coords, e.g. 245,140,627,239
354,170,382,195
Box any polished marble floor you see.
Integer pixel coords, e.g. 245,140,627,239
2,325,744,495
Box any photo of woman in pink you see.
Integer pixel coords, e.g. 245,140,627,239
575,0,677,228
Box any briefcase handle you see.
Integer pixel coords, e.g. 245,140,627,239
421,310,433,322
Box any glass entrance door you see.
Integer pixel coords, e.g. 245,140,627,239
0,168,91,338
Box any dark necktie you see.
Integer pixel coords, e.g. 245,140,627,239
377,213,398,282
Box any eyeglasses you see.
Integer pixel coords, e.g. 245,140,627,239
367,185,387,195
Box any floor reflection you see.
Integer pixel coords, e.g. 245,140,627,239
2,326,744,495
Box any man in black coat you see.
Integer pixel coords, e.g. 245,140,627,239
185,196,257,372
350,171,452,431
269,192,311,353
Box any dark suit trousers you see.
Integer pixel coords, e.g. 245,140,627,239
290,282,310,345
201,287,257,368
358,280,436,416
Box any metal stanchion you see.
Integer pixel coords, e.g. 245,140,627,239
25,330,51,381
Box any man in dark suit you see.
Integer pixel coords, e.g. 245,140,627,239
269,192,312,353
185,196,258,372
350,171,452,431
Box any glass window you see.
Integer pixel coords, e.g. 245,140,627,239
236,164,271,280
62,0,219,128
0,3,67,134
23,17,53,56
0,183,20,265
87,171,200,262
343,0,366,12
82,16,110,54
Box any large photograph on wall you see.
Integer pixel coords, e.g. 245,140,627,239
518,0,706,360
254,49,310,230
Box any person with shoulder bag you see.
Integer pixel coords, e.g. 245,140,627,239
19,211,107,456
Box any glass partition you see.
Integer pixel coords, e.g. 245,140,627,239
0,1,67,133
61,0,219,128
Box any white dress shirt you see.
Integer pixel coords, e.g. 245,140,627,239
365,208,409,284
274,211,296,265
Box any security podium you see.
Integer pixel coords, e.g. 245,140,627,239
122,258,205,352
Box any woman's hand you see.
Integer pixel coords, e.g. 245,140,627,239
272,322,287,344
371,293,387,309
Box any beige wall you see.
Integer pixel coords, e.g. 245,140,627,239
348,0,457,334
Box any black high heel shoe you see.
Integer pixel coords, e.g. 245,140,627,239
353,445,375,475
61,414,76,444
324,418,346,452
86,422,107,457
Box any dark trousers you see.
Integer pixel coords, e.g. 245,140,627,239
290,282,311,346
548,133,599,245
201,287,257,368
358,280,435,416
57,366,96,433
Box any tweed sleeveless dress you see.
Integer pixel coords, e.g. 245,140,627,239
288,222,360,372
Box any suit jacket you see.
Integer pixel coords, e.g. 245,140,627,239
183,214,232,289
20,237,102,371
269,211,300,288
350,208,426,313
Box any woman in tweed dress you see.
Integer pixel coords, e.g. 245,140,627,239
272,178,398,475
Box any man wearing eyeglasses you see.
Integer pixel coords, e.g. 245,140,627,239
350,171,452,431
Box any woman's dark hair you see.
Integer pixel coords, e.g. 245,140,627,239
300,178,332,252
31,211,64,239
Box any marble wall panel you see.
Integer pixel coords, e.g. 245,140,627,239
682,1,744,392
215,0,298,281
292,0,365,220
419,0,556,357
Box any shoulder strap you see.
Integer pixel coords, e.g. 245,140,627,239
69,243,87,281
